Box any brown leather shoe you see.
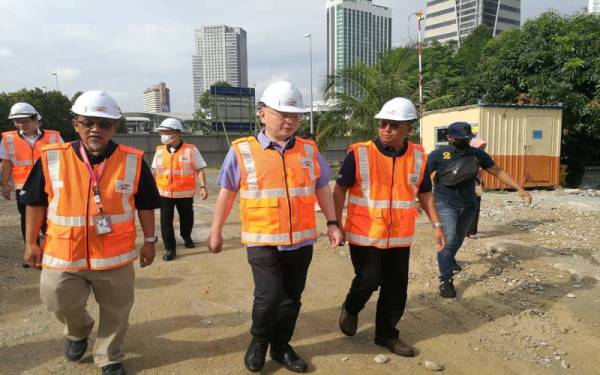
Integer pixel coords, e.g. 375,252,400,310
374,337,415,357
338,304,357,336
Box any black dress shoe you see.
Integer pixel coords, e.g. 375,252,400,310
452,261,463,274
339,303,358,336
101,363,127,375
183,238,195,248
374,337,416,357
162,249,176,261
65,337,88,361
270,344,308,373
244,337,268,372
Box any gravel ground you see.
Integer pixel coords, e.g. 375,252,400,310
1,171,599,374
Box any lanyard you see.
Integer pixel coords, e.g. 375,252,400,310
79,142,107,212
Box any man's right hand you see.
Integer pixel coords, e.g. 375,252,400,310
2,185,11,200
23,243,42,269
207,231,223,254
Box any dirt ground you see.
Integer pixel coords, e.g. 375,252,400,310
1,169,599,374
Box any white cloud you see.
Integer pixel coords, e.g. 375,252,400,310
0,46,13,58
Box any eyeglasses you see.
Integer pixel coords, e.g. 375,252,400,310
378,121,414,130
76,118,116,130
265,108,302,120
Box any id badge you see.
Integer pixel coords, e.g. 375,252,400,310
94,214,113,235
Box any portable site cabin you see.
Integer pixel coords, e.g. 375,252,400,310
421,104,563,190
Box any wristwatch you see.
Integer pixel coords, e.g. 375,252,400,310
144,236,158,243
432,222,444,228
327,220,340,228
199,186,206,190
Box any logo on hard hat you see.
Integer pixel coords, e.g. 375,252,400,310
93,106,107,113
286,99,297,106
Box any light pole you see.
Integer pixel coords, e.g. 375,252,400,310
304,33,314,135
51,73,60,91
416,10,425,144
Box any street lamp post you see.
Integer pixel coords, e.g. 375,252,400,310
304,33,314,135
52,73,60,91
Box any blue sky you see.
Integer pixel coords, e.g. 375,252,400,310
0,0,589,113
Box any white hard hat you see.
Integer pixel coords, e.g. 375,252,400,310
8,102,42,120
260,80,305,113
374,97,417,122
157,118,183,132
71,90,121,119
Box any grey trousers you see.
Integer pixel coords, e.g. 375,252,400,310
40,263,135,367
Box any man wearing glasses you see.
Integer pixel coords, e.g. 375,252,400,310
1,102,63,260
333,97,445,357
208,81,344,373
19,90,160,375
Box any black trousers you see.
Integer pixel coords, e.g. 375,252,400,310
247,245,313,346
15,189,46,242
159,197,194,250
343,244,411,339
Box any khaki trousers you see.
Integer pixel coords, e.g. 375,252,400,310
40,263,135,367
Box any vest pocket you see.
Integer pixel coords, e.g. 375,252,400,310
241,197,280,232
44,226,74,260
101,225,136,258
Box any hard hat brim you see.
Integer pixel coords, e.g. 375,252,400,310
374,112,416,121
72,110,121,120
157,126,181,131
8,113,41,120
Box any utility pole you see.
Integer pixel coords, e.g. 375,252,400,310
52,73,59,91
416,9,425,144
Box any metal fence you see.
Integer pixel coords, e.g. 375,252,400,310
113,134,352,167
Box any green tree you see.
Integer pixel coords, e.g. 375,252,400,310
0,88,76,140
462,12,600,176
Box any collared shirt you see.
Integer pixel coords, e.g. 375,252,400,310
218,130,332,251
426,144,495,207
336,137,432,193
0,129,64,159
18,140,161,210
151,141,207,171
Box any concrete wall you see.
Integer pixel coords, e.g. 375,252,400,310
113,135,353,167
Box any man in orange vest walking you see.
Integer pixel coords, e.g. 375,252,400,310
1,102,63,252
19,91,160,375
333,98,446,357
152,118,208,261
208,81,344,373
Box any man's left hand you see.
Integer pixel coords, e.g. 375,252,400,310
434,227,446,252
198,187,208,200
518,189,532,205
327,225,345,248
139,243,155,267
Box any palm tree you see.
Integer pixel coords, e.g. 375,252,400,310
317,47,455,147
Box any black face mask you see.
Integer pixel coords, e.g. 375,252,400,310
451,138,471,150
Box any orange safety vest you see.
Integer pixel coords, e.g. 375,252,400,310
40,143,143,271
1,130,61,189
232,136,321,246
345,141,427,249
154,143,198,198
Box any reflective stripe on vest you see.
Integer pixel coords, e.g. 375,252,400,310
345,232,414,247
242,228,317,244
238,141,258,191
89,248,138,269
42,253,89,269
157,188,196,198
46,150,138,227
3,134,32,166
351,145,423,209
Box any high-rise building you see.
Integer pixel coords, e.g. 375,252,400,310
425,0,521,44
192,25,248,112
143,82,170,113
590,0,600,13
326,0,392,80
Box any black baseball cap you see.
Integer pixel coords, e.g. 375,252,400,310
447,122,474,139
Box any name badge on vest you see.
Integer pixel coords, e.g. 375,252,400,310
93,214,113,235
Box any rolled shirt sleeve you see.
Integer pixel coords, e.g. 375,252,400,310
217,148,241,191
192,147,208,170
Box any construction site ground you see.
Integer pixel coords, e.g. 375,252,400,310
1,169,599,374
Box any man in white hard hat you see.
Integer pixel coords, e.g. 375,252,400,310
208,80,344,373
1,103,63,257
19,90,161,375
333,97,446,357
152,117,208,261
